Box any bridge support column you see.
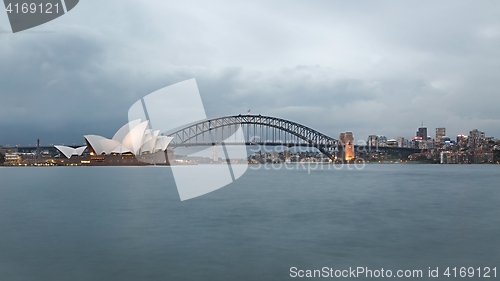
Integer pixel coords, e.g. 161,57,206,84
338,132,355,162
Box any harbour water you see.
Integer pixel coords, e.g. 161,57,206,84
0,164,499,280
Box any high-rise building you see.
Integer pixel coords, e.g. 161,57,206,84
338,132,355,161
396,137,406,148
469,129,485,149
470,129,484,139
457,134,468,147
367,135,378,147
416,127,427,140
284,149,291,160
415,124,428,149
457,134,468,143
377,135,388,147
435,128,446,144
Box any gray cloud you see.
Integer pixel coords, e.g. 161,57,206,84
1,0,499,146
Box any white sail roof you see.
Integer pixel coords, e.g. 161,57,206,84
84,135,121,155
140,130,160,153
156,136,174,151
112,119,141,143
54,145,87,159
121,120,149,155
83,120,172,156
111,144,131,154
75,146,87,156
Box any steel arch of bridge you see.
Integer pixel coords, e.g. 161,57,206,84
167,114,338,159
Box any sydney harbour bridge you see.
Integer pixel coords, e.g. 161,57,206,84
166,114,420,160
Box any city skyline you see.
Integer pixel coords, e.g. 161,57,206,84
3,117,498,166
0,119,498,148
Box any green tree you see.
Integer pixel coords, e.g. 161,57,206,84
412,154,439,164
0,152,4,164
494,150,500,164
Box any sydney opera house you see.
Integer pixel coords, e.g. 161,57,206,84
54,120,174,166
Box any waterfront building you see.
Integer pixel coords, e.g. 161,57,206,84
284,149,291,160
0,146,8,157
33,120,177,166
54,145,87,159
440,151,453,164
83,120,173,156
387,139,398,147
4,153,21,165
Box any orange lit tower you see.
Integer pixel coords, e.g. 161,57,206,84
338,132,355,161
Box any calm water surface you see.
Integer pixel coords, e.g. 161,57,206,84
0,164,499,280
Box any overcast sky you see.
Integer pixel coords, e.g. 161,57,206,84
1,0,499,146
